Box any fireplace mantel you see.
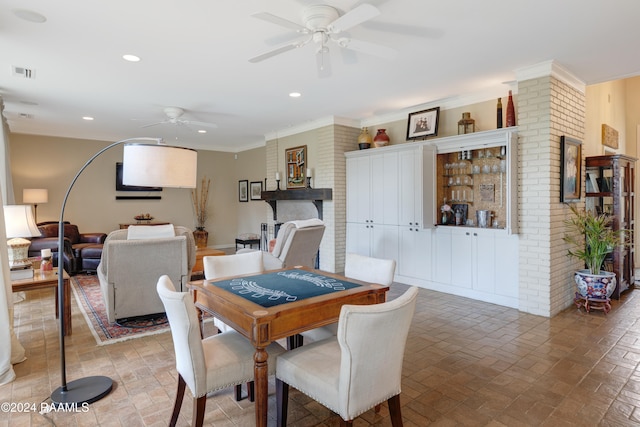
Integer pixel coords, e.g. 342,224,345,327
261,188,333,220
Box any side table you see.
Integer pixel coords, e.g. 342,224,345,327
11,269,72,335
192,247,226,280
235,237,260,251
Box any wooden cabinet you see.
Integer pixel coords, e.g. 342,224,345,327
585,154,636,299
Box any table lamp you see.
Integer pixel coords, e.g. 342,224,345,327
22,188,48,223
51,137,197,408
3,204,41,267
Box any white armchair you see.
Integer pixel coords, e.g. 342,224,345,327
252,219,325,270
98,225,196,323
276,286,418,426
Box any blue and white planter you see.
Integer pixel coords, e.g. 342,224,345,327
574,269,617,299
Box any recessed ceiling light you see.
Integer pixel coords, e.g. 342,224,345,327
198,129,207,134
12,9,46,23
82,116,94,121
289,92,301,98
122,54,141,62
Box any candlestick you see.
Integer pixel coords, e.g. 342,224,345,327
275,172,280,181
306,168,312,178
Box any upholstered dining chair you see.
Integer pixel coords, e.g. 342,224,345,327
156,275,285,427
275,286,418,426
202,250,264,401
300,252,396,343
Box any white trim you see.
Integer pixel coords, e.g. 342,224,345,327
515,60,586,93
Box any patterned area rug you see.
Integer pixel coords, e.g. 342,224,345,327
71,274,170,345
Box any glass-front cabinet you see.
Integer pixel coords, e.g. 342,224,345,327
585,154,636,299
431,128,518,234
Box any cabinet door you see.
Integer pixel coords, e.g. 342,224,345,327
450,229,473,289
346,156,371,223
346,222,371,256
370,224,399,264
398,226,432,280
399,148,422,227
494,234,519,298
433,228,452,284
371,152,399,225
473,230,495,293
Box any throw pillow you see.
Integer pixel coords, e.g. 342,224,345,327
127,224,175,240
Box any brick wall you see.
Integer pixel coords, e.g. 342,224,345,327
517,75,586,316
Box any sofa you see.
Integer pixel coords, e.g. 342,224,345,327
28,221,107,275
97,225,196,323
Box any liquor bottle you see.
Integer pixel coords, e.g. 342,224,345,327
496,98,503,128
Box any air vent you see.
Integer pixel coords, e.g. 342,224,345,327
12,66,35,79
18,113,34,119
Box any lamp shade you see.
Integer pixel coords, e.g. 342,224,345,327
4,205,41,238
23,188,48,204
122,143,197,189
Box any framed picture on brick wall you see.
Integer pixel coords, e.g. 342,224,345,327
560,136,582,203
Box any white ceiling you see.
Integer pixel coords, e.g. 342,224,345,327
1,0,640,153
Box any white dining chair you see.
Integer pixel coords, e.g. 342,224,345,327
275,286,418,426
300,252,396,343
201,250,264,401
156,275,285,427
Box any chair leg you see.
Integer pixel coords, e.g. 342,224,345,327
192,395,206,427
375,404,381,413
235,384,243,401
339,420,353,427
388,394,403,427
248,381,255,402
170,375,187,427
276,378,289,427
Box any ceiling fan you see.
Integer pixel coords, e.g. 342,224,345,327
249,3,397,77
141,106,218,131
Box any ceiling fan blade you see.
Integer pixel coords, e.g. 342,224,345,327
336,37,397,60
249,36,311,63
328,4,380,33
140,120,167,129
251,12,308,32
185,120,218,129
316,48,332,78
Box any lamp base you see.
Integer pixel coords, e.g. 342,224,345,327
51,376,113,406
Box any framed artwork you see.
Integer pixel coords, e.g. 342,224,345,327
560,136,582,203
250,181,263,200
239,180,248,202
406,107,440,140
285,145,307,189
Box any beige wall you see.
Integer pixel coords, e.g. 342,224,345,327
234,146,269,237
9,134,248,248
585,79,628,155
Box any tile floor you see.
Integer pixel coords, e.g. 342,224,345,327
1,276,640,426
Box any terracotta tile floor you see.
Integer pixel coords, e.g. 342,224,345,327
1,277,640,426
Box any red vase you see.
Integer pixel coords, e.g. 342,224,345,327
373,129,390,148
506,90,516,127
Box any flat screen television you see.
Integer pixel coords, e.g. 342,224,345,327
115,162,162,192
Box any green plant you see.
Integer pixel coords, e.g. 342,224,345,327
563,205,626,274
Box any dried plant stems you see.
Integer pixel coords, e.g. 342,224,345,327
191,176,210,229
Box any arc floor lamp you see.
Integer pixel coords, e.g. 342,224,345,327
51,137,197,406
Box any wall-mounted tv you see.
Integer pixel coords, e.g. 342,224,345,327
115,162,162,192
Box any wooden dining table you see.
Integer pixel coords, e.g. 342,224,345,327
188,266,389,427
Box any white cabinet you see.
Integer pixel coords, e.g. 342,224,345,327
346,222,398,262
398,226,432,281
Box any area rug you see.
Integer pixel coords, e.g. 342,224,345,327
71,274,170,346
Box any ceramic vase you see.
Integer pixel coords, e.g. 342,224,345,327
373,129,390,148
574,269,616,299
193,228,209,249
506,90,516,127
357,127,372,150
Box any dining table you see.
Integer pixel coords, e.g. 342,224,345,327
188,265,389,427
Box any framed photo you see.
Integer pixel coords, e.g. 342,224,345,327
285,145,307,189
406,107,440,140
560,136,582,203
250,181,263,200
238,180,248,202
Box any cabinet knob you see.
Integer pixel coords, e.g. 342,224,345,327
409,228,413,231
409,222,413,225
466,232,470,236
473,233,478,236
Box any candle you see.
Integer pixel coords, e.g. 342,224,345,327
41,248,51,258
275,172,280,181
306,168,312,177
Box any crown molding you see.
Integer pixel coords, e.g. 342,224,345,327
515,60,585,93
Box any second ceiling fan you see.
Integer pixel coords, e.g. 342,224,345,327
248,3,397,77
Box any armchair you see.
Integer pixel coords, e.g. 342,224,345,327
98,225,196,323
247,219,325,270
28,221,106,274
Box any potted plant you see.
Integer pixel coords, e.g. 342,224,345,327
191,176,211,248
563,205,626,300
